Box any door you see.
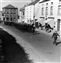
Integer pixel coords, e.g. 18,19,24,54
10,18,12,21
57,19,60,31
6,17,9,21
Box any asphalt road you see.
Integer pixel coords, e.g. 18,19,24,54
0,28,32,63
0,24,61,63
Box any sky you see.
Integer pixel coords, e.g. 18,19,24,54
0,0,32,11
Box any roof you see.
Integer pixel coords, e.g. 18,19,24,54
39,0,50,3
20,6,25,11
28,0,40,5
3,4,18,9
20,0,40,11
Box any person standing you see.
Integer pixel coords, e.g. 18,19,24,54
32,23,35,35
52,31,60,45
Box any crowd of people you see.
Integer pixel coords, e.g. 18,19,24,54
39,23,53,32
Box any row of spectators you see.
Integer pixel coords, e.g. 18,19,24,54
3,21,54,34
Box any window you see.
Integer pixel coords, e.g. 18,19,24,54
10,18,12,21
51,2,53,5
2,13,4,16
10,9,13,14
5,9,9,14
57,19,60,31
3,18,5,20
41,7,44,15
50,6,53,15
23,11,24,15
6,17,9,21
45,7,48,16
58,5,61,15
14,18,15,19
10,9,16,14
46,3,48,5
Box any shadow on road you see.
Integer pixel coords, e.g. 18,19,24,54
0,28,33,63
56,42,61,46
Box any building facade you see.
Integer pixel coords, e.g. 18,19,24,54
19,7,25,23
2,4,18,22
0,11,3,21
25,5,34,24
39,0,55,27
39,0,61,37
24,0,40,25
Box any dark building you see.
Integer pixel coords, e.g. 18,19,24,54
2,4,18,22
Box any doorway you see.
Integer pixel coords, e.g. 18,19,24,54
6,17,9,21
57,19,60,31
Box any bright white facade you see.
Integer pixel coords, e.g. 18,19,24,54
19,0,61,37
35,2,40,20
25,5,34,24
24,0,40,24
35,0,43,20
39,0,57,26
39,0,61,37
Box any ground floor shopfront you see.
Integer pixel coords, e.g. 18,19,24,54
38,16,61,37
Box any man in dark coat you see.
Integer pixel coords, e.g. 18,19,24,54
32,23,35,35
52,31,60,45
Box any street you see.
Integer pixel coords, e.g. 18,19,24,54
0,23,61,63
0,26,32,63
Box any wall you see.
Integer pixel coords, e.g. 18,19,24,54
25,5,34,24
2,8,18,22
38,0,59,28
0,11,3,20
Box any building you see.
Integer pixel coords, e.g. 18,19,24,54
0,11,3,21
25,4,34,24
19,6,25,23
2,4,18,22
34,0,43,26
35,1,40,20
39,0,55,26
39,0,61,37
24,0,40,25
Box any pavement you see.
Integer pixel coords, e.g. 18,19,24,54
0,23,61,63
